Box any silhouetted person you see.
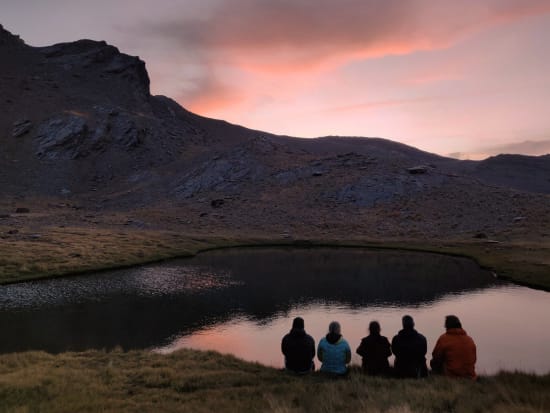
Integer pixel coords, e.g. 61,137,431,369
281,317,315,374
356,321,392,376
431,315,477,380
317,321,351,376
391,315,428,378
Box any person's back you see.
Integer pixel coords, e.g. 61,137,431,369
431,315,476,379
356,321,392,376
281,317,315,373
392,315,428,378
317,321,351,376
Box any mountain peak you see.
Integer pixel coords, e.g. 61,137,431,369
0,24,26,47
38,38,150,96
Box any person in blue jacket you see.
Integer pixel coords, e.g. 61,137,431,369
317,321,351,376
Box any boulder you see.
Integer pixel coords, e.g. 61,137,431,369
34,114,88,159
211,199,224,208
407,165,430,174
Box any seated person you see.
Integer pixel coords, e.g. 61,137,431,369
392,315,428,378
317,321,351,376
281,317,315,373
356,320,392,376
431,315,477,380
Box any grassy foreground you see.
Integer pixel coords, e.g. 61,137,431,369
0,350,548,413
0,226,549,289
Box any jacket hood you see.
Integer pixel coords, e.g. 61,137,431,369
289,328,306,338
326,332,342,344
446,328,467,336
398,328,418,337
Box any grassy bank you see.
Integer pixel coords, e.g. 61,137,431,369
0,349,548,413
1,226,549,289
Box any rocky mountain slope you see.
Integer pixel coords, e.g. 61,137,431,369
1,24,549,241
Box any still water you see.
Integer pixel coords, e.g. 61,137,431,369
1,248,548,374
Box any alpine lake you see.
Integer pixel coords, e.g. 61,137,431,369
1,247,549,374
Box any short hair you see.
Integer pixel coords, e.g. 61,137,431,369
328,321,341,335
292,317,304,329
402,315,415,329
369,321,381,334
445,315,462,329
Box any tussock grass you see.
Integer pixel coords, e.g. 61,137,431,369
0,226,239,284
0,350,548,413
0,225,549,289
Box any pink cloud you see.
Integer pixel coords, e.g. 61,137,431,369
139,0,550,114
323,96,442,114
147,0,550,70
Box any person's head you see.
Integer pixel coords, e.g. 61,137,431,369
292,317,304,330
328,321,341,335
369,321,381,335
445,315,462,329
402,315,415,330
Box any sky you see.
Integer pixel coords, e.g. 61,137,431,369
2,0,550,159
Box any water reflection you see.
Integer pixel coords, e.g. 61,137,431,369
0,248,548,374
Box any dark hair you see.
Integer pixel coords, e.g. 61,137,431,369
445,315,462,329
292,317,304,330
402,315,415,329
369,321,381,334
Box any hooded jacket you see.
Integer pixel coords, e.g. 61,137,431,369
317,333,351,375
431,328,477,379
391,328,428,378
281,328,316,373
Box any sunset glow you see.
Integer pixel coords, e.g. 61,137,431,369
2,0,550,158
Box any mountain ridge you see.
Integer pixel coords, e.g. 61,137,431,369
1,26,549,244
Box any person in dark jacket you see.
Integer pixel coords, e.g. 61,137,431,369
356,321,392,376
281,317,316,373
391,315,428,378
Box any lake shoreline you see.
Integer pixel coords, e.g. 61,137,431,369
1,230,549,290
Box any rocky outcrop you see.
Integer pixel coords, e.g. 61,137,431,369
0,24,26,48
34,114,88,160
39,40,150,96
174,152,268,198
33,108,146,160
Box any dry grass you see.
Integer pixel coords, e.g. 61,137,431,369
0,226,549,289
0,226,239,284
0,350,548,413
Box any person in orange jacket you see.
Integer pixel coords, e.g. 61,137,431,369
430,315,477,380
